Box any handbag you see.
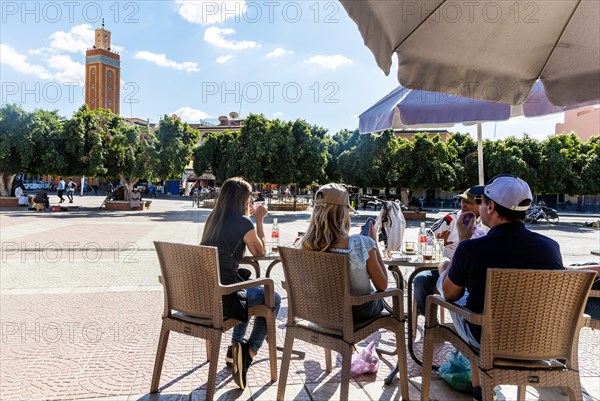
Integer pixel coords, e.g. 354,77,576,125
438,349,472,393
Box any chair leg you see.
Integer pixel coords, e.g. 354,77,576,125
395,322,410,400
517,385,526,401
325,348,332,373
206,338,211,362
205,332,222,401
150,325,170,393
565,383,585,401
277,333,294,401
340,346,352,401
267,311,278,382
480,376,495,401
412,297,418,338
420,329,435,401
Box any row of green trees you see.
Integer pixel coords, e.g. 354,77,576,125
0,104,198,199
196,114,600,196
2,104,599,198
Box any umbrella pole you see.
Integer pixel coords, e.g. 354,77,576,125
477,123,484,185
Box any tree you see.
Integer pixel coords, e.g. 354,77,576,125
193,131,240,184
326,129,360,182
407,133,456,191
288,120,329,188
154,115,199,180
0,104,64,196
581,136,600,195
538,134,583,195
445,132,478,190
103,119,157,199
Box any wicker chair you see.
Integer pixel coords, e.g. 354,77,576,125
420,268,596,401
277,247,410,401
151,241,278,400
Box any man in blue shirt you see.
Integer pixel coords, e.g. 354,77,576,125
439,175,563,400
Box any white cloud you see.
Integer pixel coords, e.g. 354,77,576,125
134,51,199,72
273,112,284,117
266,48,294,59
204,27,260,50
48,24,95,53
47,55,85,84
216,55,233,64
175,0,246,25
1,44,53,80
304,55,353,70
351,115,359,119
172,106,211,121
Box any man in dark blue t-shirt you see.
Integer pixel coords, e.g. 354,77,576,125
439,175,563,399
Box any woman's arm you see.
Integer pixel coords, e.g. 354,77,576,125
365,221,388,291
243,204,268,257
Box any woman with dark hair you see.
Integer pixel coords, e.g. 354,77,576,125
200,176,281,390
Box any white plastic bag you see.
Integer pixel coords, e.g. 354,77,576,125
350,340,379,377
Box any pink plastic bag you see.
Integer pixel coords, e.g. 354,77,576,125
350,340,379,377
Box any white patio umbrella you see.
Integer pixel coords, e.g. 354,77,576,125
340,0,600,107
359,81,598,183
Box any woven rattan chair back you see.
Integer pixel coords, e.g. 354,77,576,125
482,269,595,363
154,241,222,322
279,247,352,338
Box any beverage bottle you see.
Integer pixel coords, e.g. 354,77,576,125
271,218,280,245
418,222,428,256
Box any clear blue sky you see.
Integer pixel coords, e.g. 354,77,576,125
1,0,564,141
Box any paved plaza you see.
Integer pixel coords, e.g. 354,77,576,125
1,194,599,401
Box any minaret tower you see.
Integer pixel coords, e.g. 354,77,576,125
85,20,120,114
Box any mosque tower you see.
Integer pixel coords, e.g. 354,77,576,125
85,20,120,114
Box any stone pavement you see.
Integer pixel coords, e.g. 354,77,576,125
1,195,599,401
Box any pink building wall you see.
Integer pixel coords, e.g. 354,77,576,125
555,106,600,141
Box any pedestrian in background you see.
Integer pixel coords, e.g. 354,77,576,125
57,177,66,203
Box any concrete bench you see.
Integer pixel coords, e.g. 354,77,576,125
0,197,19,208
105,200,152,211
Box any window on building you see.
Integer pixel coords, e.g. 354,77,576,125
91,68,95,75
108,84,112,91
108,71,113,78
108,100,112,106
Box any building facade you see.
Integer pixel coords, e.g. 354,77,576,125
555,106,600,141
85,24,120,115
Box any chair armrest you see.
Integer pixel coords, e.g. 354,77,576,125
425,295,483,326
352,288,404,320
589,289,600,298
351,288,403,305
221,278,276,308
583,313,591,327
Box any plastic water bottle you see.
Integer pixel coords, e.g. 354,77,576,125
418,222,428,256
271,218,280,245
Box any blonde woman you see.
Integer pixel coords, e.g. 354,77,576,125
301,183,388,321
200,177,281,390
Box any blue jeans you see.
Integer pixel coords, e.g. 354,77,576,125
231,286,281,354
413,269,440,316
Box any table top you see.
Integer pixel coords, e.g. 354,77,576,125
382,256,439,267
591,250,600,256
243,253,281,262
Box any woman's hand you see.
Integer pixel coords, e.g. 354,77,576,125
368,220,377,242
251,203,268,221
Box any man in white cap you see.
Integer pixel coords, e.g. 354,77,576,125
439,175,564,400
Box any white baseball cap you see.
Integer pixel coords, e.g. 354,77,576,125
484,175,533,211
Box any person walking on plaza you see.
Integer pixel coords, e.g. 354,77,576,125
200,177,281,390
57,177,66,203
413,186,487,318
301,183,388,322
438,175,563,400
66,178,77,203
